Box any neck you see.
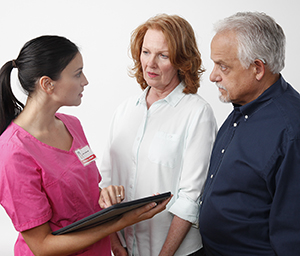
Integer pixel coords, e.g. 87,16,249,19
233,73,280,106
14,93,60,134
13,90,73,151
259,72,280,96
146,82,180,109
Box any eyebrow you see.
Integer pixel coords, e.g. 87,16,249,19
213,59,226,65
74,67,83,73
142,46,169,53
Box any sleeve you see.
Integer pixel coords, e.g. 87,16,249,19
269,137,300,255
0,144,52,232
99,140,113,188
99,109,120,188
168,103,217,225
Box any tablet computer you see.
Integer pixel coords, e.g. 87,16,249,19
52,191,171,235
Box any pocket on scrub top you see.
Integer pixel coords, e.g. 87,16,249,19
148,131,182,168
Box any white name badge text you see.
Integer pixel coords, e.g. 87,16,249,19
75,145,97,166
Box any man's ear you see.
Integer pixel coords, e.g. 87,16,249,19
254,59,266,81
39,76,54,94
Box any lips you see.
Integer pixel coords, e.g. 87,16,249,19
147,71,158,78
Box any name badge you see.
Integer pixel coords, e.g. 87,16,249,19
75,145,97,166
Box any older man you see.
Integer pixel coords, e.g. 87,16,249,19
199,12,300,256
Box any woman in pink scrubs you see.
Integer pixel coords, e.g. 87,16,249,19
0,35,170,256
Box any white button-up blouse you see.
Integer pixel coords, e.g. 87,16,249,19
100,82,217,256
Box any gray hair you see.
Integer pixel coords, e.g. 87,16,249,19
214,12,286,74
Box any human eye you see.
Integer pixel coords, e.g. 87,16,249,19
219,64,227,72
160,53,169,59
75,71,82,78
142,48,149,55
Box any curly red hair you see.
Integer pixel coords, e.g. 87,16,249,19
129,14,205,94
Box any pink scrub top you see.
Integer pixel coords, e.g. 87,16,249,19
0,113,111,255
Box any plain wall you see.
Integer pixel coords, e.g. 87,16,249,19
1,0,299,254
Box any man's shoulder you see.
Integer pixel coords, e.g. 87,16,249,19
274,83,300,138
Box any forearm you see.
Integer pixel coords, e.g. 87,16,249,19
22,217,125,256
110,232,128,256
22,199,169,256
159,215,192,256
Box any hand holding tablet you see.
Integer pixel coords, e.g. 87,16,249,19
53,192,172,235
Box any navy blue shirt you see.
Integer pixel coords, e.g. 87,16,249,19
199,76,300,256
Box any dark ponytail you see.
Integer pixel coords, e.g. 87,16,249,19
0,61,24,134
0,35,79,135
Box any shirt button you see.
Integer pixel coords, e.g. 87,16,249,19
245,115,249,119
233,123,237,127
200,201,203,205
221,149,225,153
210,174,214,178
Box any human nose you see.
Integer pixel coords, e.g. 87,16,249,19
147,55,157,68
210,65,221,82
81,73,89,86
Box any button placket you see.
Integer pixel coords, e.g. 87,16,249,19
130,107,148,200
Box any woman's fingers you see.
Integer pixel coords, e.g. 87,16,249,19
123,196,172,225
99,185,125,208
116,186,125,203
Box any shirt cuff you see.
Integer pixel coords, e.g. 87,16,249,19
168,195,200,227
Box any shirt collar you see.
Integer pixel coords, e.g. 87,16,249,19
233,75,287,117
136,82,186,107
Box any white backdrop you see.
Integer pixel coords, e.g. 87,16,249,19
1,0,299,254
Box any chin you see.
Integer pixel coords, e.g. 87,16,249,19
219,95,231,103
72,100,82,107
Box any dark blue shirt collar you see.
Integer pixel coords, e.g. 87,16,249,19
233,75,287,118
